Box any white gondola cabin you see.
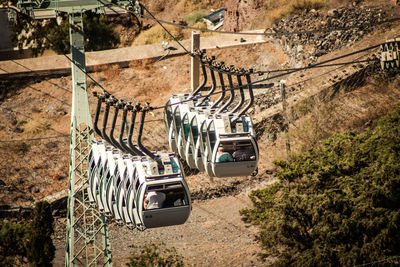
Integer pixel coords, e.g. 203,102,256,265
198,113,259,177
88,141,191,229
122,152,191,229
164,93,212,155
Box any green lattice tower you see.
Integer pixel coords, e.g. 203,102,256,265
65,11,112,267
14,1,136,266
15,1,141,265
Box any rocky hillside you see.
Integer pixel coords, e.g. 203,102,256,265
270,5,390,65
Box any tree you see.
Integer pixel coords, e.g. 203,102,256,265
26,201,55,266
241,104,400,266
47,12,120,54
0,201,55,266
6,8,120,56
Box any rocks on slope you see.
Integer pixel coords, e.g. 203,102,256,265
269,6,387,65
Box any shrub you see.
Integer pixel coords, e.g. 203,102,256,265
0,201,55,266
46,17,70,54
10,11,119,55
0,141,30,156
84,14,119,51
20,118,51,135
183,10,206,26
290,0,325,12
0,222,29,266
127,243,184,267
241,104,400,266
48,13,119,54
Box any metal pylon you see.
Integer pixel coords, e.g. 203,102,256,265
14,1,140,265
65,12,111,267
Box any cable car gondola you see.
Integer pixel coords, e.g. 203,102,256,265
206,114,258,177
164,52,219,154
89,95,192,229
164,59,259,177
125,152,191,229
115,156,137,226
381,38,400,70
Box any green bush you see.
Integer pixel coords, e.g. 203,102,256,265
46,17,70,55
241,104,400,266
127,243,184,267
0,222,28,266
26,201,55,266
10,11,119,55
183,10,206,26
0,201,55,266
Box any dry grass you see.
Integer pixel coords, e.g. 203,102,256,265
287,73,400,153
133,24,184,46
183,10,207,26
263,0,355,27
180,21,215,39
128,58,155,71
287,102,332,153
20,118,51,136
249,9,270,30
179,0,204,14
265,0,326,26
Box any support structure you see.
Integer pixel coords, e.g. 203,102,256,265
65,11,112,267
191,31,200,91
381,38,400,70
15,1,139,266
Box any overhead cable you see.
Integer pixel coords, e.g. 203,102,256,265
135,3,191,54
255,59,376,75
249,44,380,84
10,3,387,122
103,1,385,79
